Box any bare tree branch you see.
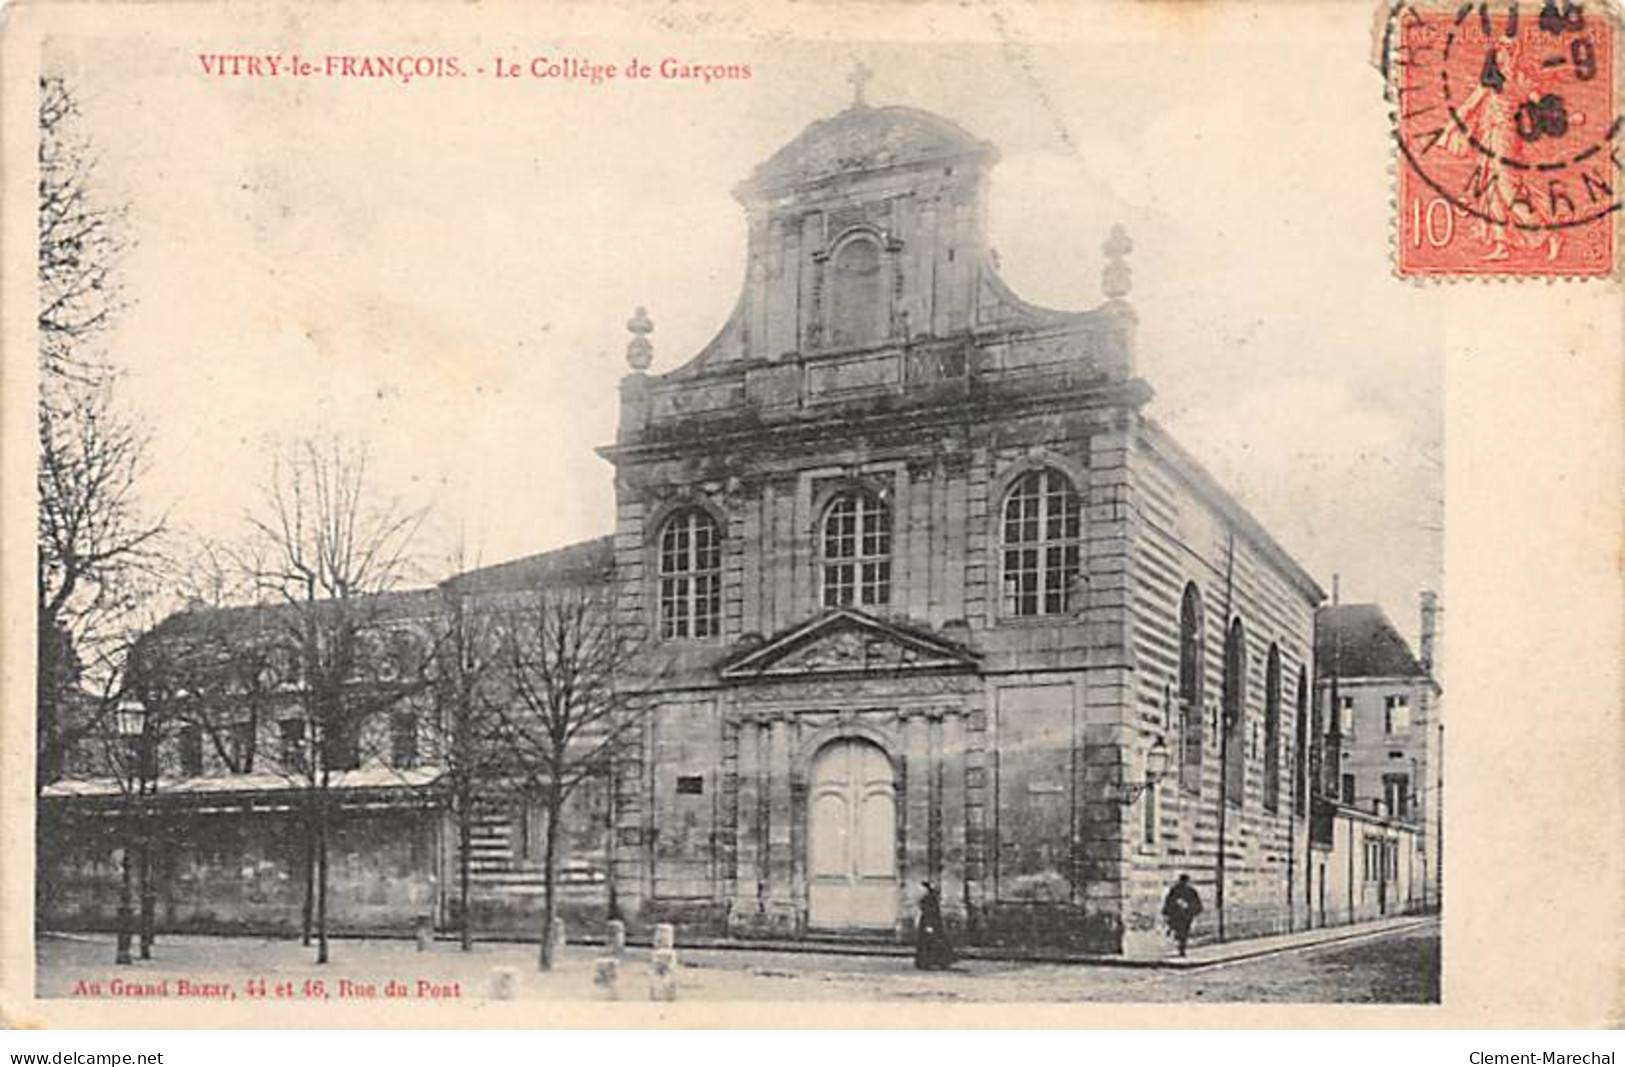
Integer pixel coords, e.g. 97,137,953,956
35,76,163,794
38,75,129,386
236,434,429,963
493,584,647,970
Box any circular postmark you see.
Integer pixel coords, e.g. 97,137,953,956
1383,0,1620,272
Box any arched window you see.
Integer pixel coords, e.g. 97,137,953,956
658,508,721,639
1294,663,1309,815
1000,468,1083,617
821,492,891,608
1223,618,1247,808
1178,583,1204,793
828,236,885,348
1264,643,1282,812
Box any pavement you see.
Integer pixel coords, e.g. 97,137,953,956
572,912,1434,969
1155,913,1434,969
34,915,1440,1004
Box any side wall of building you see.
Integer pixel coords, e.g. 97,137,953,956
1122,426,1318,953
1322,677,1430,819
1310,808,1425,928
1421,690,1443,909
1317,674,1440,911
39,805,440,936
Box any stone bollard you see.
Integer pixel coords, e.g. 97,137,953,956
540,916,567,969
489,966,518,1000
653,922,676,950
606,918,627,960
649,947,678,1002
415,914,433,952
592,956,621,1000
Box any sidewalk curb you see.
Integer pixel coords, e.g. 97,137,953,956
1154,916,1436,971
39,915,1435,971
575,915,1437,970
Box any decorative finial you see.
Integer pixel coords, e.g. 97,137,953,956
847,60,873,108
626,306,653,373
1102,224,1133,300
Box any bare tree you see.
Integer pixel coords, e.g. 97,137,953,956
118,629,193,961
36,74,161,792
497,586,643,970
113,555,295,957
38,74,127,385
67,627,173,965
155,538,283,776
37,383,166,792
241,437,426,963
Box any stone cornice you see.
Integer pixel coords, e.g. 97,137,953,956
598,378,1153,468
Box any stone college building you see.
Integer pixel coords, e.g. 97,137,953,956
594,92,1324,956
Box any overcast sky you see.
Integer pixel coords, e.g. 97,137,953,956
52,4,1442,648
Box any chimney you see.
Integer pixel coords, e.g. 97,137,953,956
1419,590,1439,675
1332,573,1340,606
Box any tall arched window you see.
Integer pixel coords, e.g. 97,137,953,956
1264,643,1282,812
828,236,885,348
1294,663,1309,815
1223,618,1248,808
1178,582,1204,793
821,492,891,608
658,508,721,639
1001,468,1083,617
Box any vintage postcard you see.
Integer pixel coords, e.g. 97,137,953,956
0,0,1620,1030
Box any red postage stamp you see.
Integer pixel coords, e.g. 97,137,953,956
1384,0,1619,277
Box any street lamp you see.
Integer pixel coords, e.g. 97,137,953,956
1119,735,1171,804
113,696,146,965
115,696,146,739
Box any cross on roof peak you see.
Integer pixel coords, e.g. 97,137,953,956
847,60,873,107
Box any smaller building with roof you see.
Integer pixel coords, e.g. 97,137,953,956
1311,595,1443,917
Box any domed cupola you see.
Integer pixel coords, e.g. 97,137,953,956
737,102,998,204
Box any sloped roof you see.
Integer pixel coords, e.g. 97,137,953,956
1140,420,1326,603
42,763,445,799
443,535,614,595
150,588,439,641
134,540,615,666
1315,603,1426,680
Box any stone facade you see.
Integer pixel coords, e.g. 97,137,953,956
594,99,1325,956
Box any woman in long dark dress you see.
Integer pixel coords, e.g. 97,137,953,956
914,881,956,970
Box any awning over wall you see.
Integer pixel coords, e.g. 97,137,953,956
40,764,447,815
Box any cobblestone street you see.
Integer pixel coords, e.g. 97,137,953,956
36,918,1438,1004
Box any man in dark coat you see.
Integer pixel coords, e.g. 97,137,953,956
1162,874,1203,956
914,881,956,970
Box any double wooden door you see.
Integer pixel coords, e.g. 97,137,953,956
807,739,898,930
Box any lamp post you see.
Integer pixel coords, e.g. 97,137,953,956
1097,735,1169,953
113,696,146,965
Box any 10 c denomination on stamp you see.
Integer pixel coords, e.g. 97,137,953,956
1384,0,1619,277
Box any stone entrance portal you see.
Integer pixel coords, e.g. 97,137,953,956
807,738,898,931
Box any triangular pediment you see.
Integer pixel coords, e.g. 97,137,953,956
720,609,978,681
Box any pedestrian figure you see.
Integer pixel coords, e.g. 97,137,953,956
1162,874,1203,957
914,881,956,970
